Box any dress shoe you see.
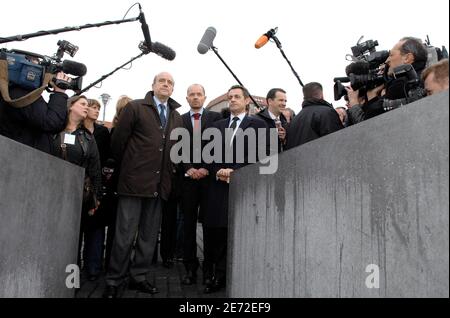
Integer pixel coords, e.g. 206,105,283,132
128,280,159,294
203,278,216,294
103,285,118,298
204,278,225,294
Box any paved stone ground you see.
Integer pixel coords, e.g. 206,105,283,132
75,225,226,298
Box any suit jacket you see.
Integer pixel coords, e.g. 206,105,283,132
255,107,288,153
204,114,267,228
181,109,222,173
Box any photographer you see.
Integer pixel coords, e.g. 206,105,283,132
344,61,385,126
0,69,70,154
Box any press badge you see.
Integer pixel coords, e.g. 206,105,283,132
64,133,76,145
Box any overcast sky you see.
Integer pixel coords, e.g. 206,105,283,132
2,0,449,121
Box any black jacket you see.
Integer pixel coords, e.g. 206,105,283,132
204,115,267,228
110,91,183,200
346,105,365,126
92,123,111,167
286,99,343,149
51,126,102,199
255,108,288,153
0,85,68,154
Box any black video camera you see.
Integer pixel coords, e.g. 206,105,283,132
334,37,389,101
0,39,86,92
382,64,426,111
350,37,389,70
334,72,385,101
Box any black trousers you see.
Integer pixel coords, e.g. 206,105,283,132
160,197,179,262
181,177,208,273
203,227,227,282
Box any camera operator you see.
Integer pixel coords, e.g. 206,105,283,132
343,61,385,126
386,37,428,87
0,67,70,154
366,37,428,119
346,37,428,122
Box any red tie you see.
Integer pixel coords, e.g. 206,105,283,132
193,113,201,130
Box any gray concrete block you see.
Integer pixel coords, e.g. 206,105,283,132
0,136,84,297
228,91,449,298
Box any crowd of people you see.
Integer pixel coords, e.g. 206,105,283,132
0,36,448,298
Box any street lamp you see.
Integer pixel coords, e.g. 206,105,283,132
100,93,111,123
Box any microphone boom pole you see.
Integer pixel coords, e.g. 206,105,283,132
271,35,304,87
210,46,261,109
77,51,145,95
0,17,140,44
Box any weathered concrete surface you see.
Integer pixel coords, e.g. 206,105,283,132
228,91,449,297
0,136,84,297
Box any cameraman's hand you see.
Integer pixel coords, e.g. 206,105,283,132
367,84,384,101
53,72,71,93
345,86,360,108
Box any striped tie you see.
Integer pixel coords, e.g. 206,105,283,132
159,104,167,128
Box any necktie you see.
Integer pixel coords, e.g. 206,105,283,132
193,113,201,131
230,116,239,130
159,104,167,128
229,117,240,146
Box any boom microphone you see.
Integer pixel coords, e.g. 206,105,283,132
139,8,152,49
151,41,176,61
255,27,278,49
140,41,176,61
197,27,217,54
62,60,87,76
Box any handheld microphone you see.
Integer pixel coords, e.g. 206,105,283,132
197,27,217,54
139,41,176,61
255,27,278,49
62,60,87,77
139,8,152,49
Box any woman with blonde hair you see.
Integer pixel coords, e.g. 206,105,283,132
112,95,132,127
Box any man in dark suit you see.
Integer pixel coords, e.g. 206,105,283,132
104,72,183,298
203,85,267,293
256,88,289,153
179,84,222,285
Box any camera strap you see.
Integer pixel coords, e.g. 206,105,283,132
0,59,54,108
